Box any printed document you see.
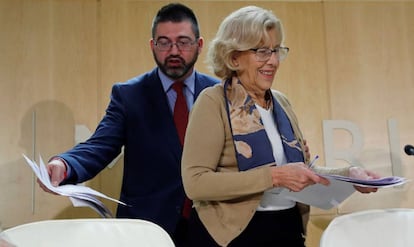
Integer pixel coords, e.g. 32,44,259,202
23,154,126,218
279,173,408,210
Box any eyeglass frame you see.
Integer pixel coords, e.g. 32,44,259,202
249,47,290,62
153,37,199,51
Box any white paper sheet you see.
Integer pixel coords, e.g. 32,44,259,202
23,154,127,218
279,177,356,210
279,173,409,210
321,174,408,188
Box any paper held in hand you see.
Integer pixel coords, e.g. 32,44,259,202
23,154,127,218
279,173,408,210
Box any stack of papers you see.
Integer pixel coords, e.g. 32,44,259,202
279,173,408,210
23,154,127,218
280,177,356,210
321,174,407,188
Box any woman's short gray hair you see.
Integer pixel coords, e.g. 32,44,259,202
206,6,284,79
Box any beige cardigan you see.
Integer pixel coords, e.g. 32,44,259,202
181,83,349,247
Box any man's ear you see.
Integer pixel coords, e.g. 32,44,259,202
197,37,204,53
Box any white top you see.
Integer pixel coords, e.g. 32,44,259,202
255,105,295,211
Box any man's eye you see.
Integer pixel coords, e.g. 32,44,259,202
178,40,191,45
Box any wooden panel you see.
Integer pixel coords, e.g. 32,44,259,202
306,2,414,246
2,1,414,247
324,0,414,209
0,0,100,228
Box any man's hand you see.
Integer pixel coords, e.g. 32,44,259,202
37,158,67,194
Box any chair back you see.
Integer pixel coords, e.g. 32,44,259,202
1,218,175,247
320,208,414,247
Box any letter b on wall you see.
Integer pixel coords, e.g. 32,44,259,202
323,120,364,167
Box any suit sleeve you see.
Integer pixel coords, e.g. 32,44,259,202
59,84,126,184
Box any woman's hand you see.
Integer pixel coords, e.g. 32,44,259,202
270,162,330,192
349,166,380,193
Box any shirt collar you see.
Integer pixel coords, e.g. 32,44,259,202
158,68,196,95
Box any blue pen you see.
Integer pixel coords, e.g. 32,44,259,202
308,155,319,169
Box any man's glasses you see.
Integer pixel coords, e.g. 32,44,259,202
154,38,198,51
249,47,289,62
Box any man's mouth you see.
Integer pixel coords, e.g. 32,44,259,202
166,58,183,67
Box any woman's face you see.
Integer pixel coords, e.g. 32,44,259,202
233,29,281,96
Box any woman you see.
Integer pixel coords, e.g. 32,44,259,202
181,6,378,247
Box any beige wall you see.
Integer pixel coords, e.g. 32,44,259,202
1,1,414,246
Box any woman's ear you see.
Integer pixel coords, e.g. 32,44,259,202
231,53,239,67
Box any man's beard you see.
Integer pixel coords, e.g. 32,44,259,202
154,54,198,80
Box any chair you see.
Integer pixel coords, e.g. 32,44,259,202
1,218,175,247
320,208,414,247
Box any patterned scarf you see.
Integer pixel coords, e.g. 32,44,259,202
224,77,304,171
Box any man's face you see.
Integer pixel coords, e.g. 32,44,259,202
150,21,203,80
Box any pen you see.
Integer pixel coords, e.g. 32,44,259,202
308,155,319,169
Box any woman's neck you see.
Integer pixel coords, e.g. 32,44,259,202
246,89,270,109
237,77,271,109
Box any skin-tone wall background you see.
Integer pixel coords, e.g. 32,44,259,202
1,1,413,246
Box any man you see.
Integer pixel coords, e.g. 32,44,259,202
40,3,219,246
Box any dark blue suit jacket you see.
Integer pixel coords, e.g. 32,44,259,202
59,68,219,234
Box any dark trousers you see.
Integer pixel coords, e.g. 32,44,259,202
184,206,305,247
173,217,189,247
